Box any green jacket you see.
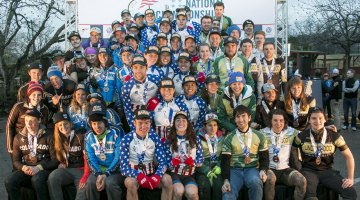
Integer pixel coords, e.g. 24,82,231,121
213,54,254,90
196,129,224,175
192,60,214,75
217,85,256,132
217,15,233,36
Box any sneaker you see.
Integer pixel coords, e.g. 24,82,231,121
351,127,357,131
342,125,348,130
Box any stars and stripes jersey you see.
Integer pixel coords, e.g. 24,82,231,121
222,128,268,168
121,75,160,130
160,64,176,79
88,65,122,105
153,99,187,139
261,127,299,170
120,131,167,178
140,25,159,48
163,135,204,176
117,64,133,83
173,72,190,96
171,49,182,65
293,128,348,171
85,128,121,176
171,20,202,38
147,65,164,80
151,32,172,47
175,94,206,131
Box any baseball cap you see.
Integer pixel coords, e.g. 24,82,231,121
120,46,134,54
205,73,221,84
51,50,64,58
160,18,171,25
75,83,86,92
176,5,190,12
125,33,139,42
261,83,278,93
171,33,181,40
121,9,131,17
176,11,187,18
98,47,109,54
223,36,239,45
53,112,70,124
129,23,139,30
113,26,126,34
132,55,147,66
134,106,151,120
182,75,197,86
160,46,171,54
174,111,188,119
185,35,195,42
209,29,221,37
90,27,101,34
145,9,155,16
159,77,175,88
228,72,246,85
27,62,43,71
205,113,220,124
67,31,81,40
87,93,103,102
178,52,190,61
156,32,167,40
24,109,42,119
88,103,107,120
243,19,254,29
111,20,121,28
134,13,144,20
145,45,159,54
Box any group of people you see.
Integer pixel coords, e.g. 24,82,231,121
4,2,358,200
320,68,359,131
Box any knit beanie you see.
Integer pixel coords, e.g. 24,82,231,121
27,81,43,97
47,65,62,79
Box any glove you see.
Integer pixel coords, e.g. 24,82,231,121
171,157,181,167
124,75,132,82
207,171,217,186
137,173,153,190
149,174,161,189
89,77,98,89
212,166,221,175
146,97,159,111
184,156,194,167
197,72,206,83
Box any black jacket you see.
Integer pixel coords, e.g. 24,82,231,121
44,79,76,113
329,75,342,100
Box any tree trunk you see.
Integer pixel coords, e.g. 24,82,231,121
0,60,7,100
344,51,351,75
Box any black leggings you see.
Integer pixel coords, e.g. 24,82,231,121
301,168,357,200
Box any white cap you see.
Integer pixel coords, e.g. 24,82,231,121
332,68,339,74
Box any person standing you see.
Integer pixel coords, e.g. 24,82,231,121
342,69,359,131
329,68,342,130
321,73,332,119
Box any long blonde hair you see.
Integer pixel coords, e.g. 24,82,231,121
285,77,309,113
70,90,88,114
54,121,72,164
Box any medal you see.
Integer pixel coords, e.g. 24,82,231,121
273,156,279,163
244,156,251,164
138,162,144,170
103,86,109,92
293,120,299,128
315,157,321,165
100,153,106,161
310,129,327,166
28,154,38,163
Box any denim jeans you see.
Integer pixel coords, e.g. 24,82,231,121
330,99,341,129
5,170,51,200
222,167,263,200
85,174,122,200
47,168,86,200
343,97,357,127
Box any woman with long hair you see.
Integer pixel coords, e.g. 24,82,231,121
68,84,89,134
164,111,204,200
284,77,315,131
47,112,86,200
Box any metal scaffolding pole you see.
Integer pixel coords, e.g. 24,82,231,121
275,0,289,74
64,0,78,49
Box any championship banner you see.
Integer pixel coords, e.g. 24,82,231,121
78,0,276,39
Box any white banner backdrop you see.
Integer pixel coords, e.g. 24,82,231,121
78,0,276,38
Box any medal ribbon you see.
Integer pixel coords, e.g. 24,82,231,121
95,132,107,155
225,57,236,77
231,93,243,108
270,129,285,157
65,130,75,166
28,133,38,156
142,81,149,104
235,129,252,157
263,58,275,81
292,99,300,121
310,129,327,158
200,59,211,74
204,134,218,162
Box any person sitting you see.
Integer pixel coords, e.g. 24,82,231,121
293,107,357,200
120,106,173,200
164,111,204,200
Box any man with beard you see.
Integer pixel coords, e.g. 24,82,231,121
213,36,254,90
199,15,213,44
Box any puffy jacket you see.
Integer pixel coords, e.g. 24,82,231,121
140,25,159,48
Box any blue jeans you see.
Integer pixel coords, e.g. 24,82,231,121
222,167,263,200
343,97,357,127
